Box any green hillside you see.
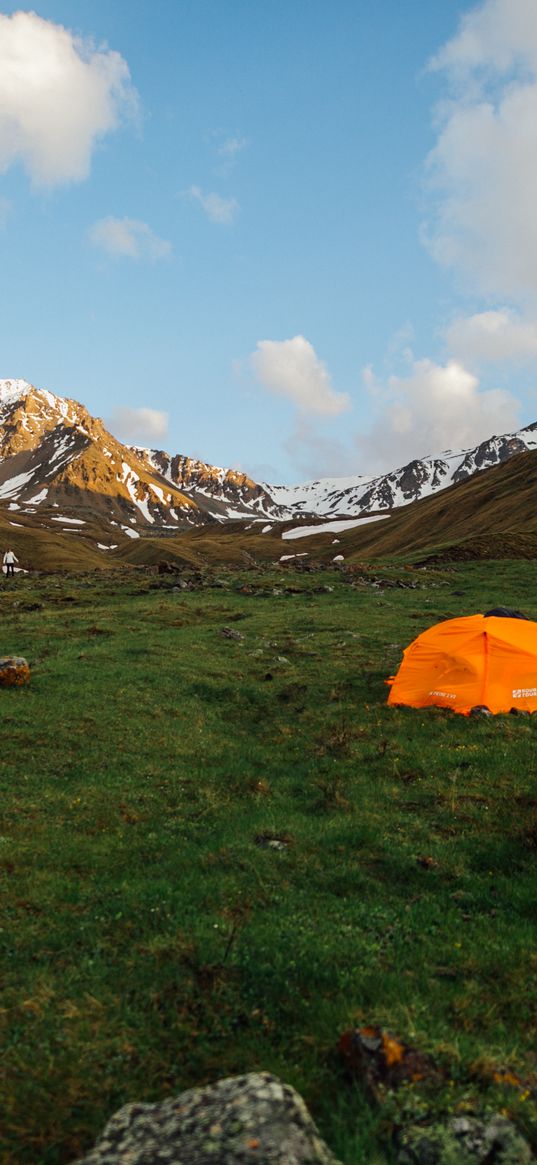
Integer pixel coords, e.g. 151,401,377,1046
1,560,536,1164
324,450,537,563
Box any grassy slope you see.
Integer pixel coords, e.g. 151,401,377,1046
0,512,110,572
330,449,537,562
1,562,537,1164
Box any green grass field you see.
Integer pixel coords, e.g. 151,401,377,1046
1,560,537,1164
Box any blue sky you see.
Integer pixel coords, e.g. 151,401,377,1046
2,0,537,482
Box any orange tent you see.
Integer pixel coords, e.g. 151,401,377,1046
386,613,537,715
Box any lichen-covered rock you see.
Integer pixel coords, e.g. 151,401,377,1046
73,1072,341,1165
397,1113,533,1164
0,656,30,687
339,1026,441,1099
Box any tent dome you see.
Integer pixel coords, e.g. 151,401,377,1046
386,613,537,715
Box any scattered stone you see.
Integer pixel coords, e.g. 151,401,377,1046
255,832,292,850
73,1072,340,1165
0,656,30,687
416,855,439,870
332,555,345,564
220,627,245,641
339,1026,442,1099
470,706,492,717
396,1113,532,1164
172,582,188,591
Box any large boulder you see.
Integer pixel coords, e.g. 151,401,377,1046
74,1072,341,1165
0,656,30,687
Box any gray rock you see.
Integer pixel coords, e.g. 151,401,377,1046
397,1113,533,1164
73,1072,341,1165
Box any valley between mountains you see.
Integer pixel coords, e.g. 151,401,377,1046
1,377,537,569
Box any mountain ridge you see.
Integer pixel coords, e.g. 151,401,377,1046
1,378,537,562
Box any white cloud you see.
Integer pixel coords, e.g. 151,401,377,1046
109,407,169,445
0,11,137,187
424,0,537,299
446,309,537,364
188,185,239,225
89,217,171,260
279,356,519,479
360,356,520,471
250,336,350,417
429,0,537,76
208,131,248,176
217,135,248,161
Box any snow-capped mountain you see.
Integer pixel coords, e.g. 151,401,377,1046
0,378,536,548
265,428,537,518
0,379,277,538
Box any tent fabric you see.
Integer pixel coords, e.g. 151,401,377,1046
386,614,537,715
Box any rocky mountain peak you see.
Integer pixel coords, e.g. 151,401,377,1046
0,376,536,555
0,379,35,405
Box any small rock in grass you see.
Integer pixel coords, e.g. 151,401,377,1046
396,1113,532,1164
416,855,439,870
0,656,30,687
255,833,292,850
339,1025,442,1098
220,627,244,641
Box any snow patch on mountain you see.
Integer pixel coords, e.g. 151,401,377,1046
0,379,34,407
0,470,36,498
51,516,86,525
282,514,391,540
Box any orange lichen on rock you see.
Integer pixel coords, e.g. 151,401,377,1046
382,1031,406,1067
493,1069,525,1088
339,1025,441,1096
0,656,30,687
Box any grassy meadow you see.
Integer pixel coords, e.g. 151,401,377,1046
1,559,537,1164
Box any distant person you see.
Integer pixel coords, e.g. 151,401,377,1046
3,548,18,577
